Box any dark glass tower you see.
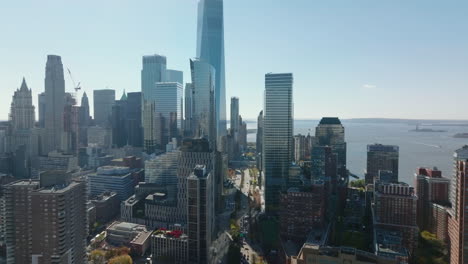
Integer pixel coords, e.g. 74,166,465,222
197,0,226,139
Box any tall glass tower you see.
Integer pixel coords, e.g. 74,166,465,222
263,73,294,213
197,0,226,139
190,58,216,150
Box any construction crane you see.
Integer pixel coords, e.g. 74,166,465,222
67,68,81,92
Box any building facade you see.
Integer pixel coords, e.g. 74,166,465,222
93,89,115,128
448,146,468,264
154,82,183,146
197,0,227,139
366,144,399,184
263,73,294,212
4,178,87,264
190,58,216,148
187,165,214,263
44,55,66,154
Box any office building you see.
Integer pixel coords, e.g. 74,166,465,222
366,144,399,184
315,117,347,179
145,150,180,186
4,176,87,264
256,110,263,170
152,228,188,264
44,55,66,154
7,78,36,158
263,73,293,212
294,134,312,162
177,138,214,221
166,69,183,84
184,83,194,136
414,167,450,232
62,93,79,154
141,55,167,102
373,182,419,254
90,191,120,224
38,92,46,128
78,92,91,146
279,185,326,243
106,221,152,256
448,146,468,264
93,89,115,127
238,115,247,151
230,97,239,133
88,166,136,201
121,182,180,229
154,82,183,146
190,58,216,148
112,91,128,147
126,92,143,147
187,165,214,263
197,0,227,139
141,55,168,153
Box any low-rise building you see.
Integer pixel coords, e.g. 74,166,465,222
152,228,188,264
90,191,120,224
279,184,326,243
106,221,152,256
88,166,137,201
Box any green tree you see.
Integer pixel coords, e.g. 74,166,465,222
108,255,133,264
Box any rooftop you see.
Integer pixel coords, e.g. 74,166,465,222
319,117,341,125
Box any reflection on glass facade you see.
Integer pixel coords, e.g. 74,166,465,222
141,55,167,102
155,82,183,130
190,58,216,148
197,0,226,139
263,73,293,212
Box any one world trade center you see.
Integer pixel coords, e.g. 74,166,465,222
197,0,227,141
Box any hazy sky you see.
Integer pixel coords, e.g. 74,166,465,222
1,0,467,120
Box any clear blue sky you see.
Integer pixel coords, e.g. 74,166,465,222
1,0,467,120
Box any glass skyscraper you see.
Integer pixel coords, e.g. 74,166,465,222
190,58,216,149
154,82,183,146
141,55,167,102
197,0,226,139
263,73,293,212
141,55,167,153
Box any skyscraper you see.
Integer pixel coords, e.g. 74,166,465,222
93,89,115,127
190,58,216,148
112,91,128,147
187,165,214,263
78,92,90,146
141,55,167,102
263,73,293,212
154,82,183,147
230,97,239,133
4,175,87,264
7,78,36,156
197,0,226,139
142,55,167,153
126,92,143,147
448,145,468,264
366,144,399,184
38,92,46,128
184,83,194,136
44,55,65,154
315,117,347,179
166,69,183,84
